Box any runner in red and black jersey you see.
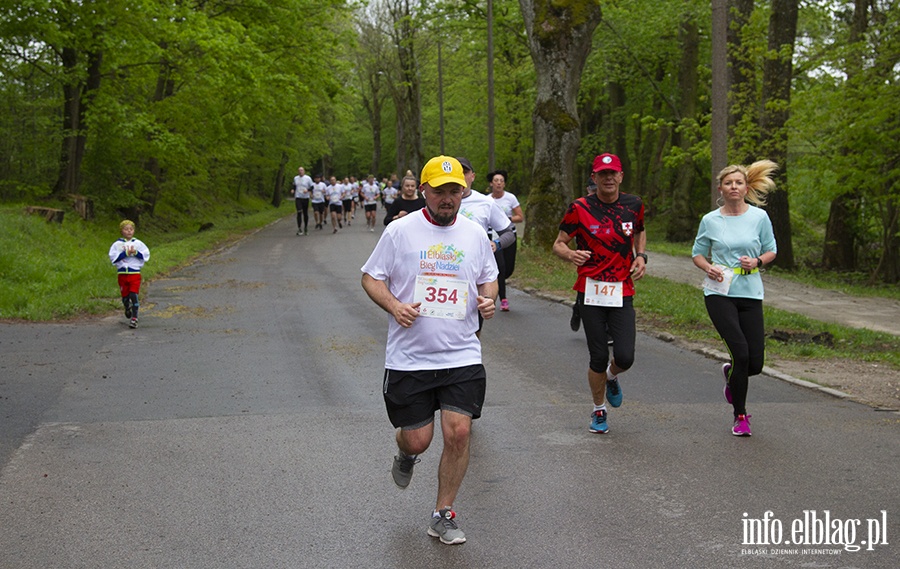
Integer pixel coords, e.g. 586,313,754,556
553,153,647,435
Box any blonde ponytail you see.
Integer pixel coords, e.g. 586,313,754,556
716,160,779,206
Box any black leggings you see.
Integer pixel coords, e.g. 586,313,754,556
494,238,517,300
122,292,139,318
295,198,309,230
704,294,765,416
578,293,635,374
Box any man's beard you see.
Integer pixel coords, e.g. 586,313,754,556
427,204,457,226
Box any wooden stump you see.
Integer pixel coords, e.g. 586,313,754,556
24,206,65,223
69,194,95,220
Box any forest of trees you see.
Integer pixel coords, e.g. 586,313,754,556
1,0,897,283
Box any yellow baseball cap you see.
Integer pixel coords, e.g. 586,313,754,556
420,156,466,188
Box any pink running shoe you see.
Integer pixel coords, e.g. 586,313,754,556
500,299,509,311
722,363,733,404
732,414,752,436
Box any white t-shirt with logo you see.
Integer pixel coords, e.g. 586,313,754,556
293,174,313,199
361,182,380,205
311,182,326,203
327,184,343,205
361,210,499,371
459,190,511,235
492,191,520,219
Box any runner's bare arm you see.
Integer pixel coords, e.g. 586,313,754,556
552,231,590,266
631,230,647,280
361,273,421,328
476,280,499,320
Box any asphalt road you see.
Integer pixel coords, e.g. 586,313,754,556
1,215,897,568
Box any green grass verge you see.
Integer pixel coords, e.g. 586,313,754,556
0,201,291,320
511,242,900,370
3,203,898,373
644,221,900,302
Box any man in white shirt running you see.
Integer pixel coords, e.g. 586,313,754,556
361,155,498,546
360,175,381,232
310,175,327,230
456,157,516,336
326,176,344,233
291,167,313,235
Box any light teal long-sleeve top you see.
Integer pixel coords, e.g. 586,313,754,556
691,206,777,300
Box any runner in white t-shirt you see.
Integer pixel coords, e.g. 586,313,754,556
291,167,314,235
341,177,354,226
382,184,397,207
456,157,516,335
360,175,381,232
349,175,360,222
488,169,524,312
326,177,344,233
310,175,327,230
361,155,498,547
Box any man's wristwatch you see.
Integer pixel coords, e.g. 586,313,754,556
756,257,763,268
636,252,648,263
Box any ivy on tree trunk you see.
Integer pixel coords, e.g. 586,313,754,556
519,0,602,248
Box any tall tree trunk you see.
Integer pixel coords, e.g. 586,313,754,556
274,123,300,207
52,49,102,197
609,81,628,176
667,14,699,242
387,0,423,175
273,150,289,208
370,89,383,176
758,0,798,269
823,195,858,270
726,0,756,165
874,198,899,284
635,63,668,208
823,0,868,271
519,0,602,247
142,56,175,216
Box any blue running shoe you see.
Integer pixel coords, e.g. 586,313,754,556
606,378,623,408
589,409,609,434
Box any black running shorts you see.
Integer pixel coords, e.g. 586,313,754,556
382,364,486,429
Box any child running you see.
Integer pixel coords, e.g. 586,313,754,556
108,219,150,328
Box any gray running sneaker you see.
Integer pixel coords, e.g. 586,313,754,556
428,508,466,545
391,452,419,488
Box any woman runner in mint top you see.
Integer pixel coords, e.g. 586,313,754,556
692,160,778,437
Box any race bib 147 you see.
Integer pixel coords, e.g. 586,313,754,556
584,277,624,307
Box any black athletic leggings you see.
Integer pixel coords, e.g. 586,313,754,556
577,293,635,374
704,294,765,416
494,238,517,300
122,292,139,318
295,198,309,230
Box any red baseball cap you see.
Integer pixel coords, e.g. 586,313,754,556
592,153,622,173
